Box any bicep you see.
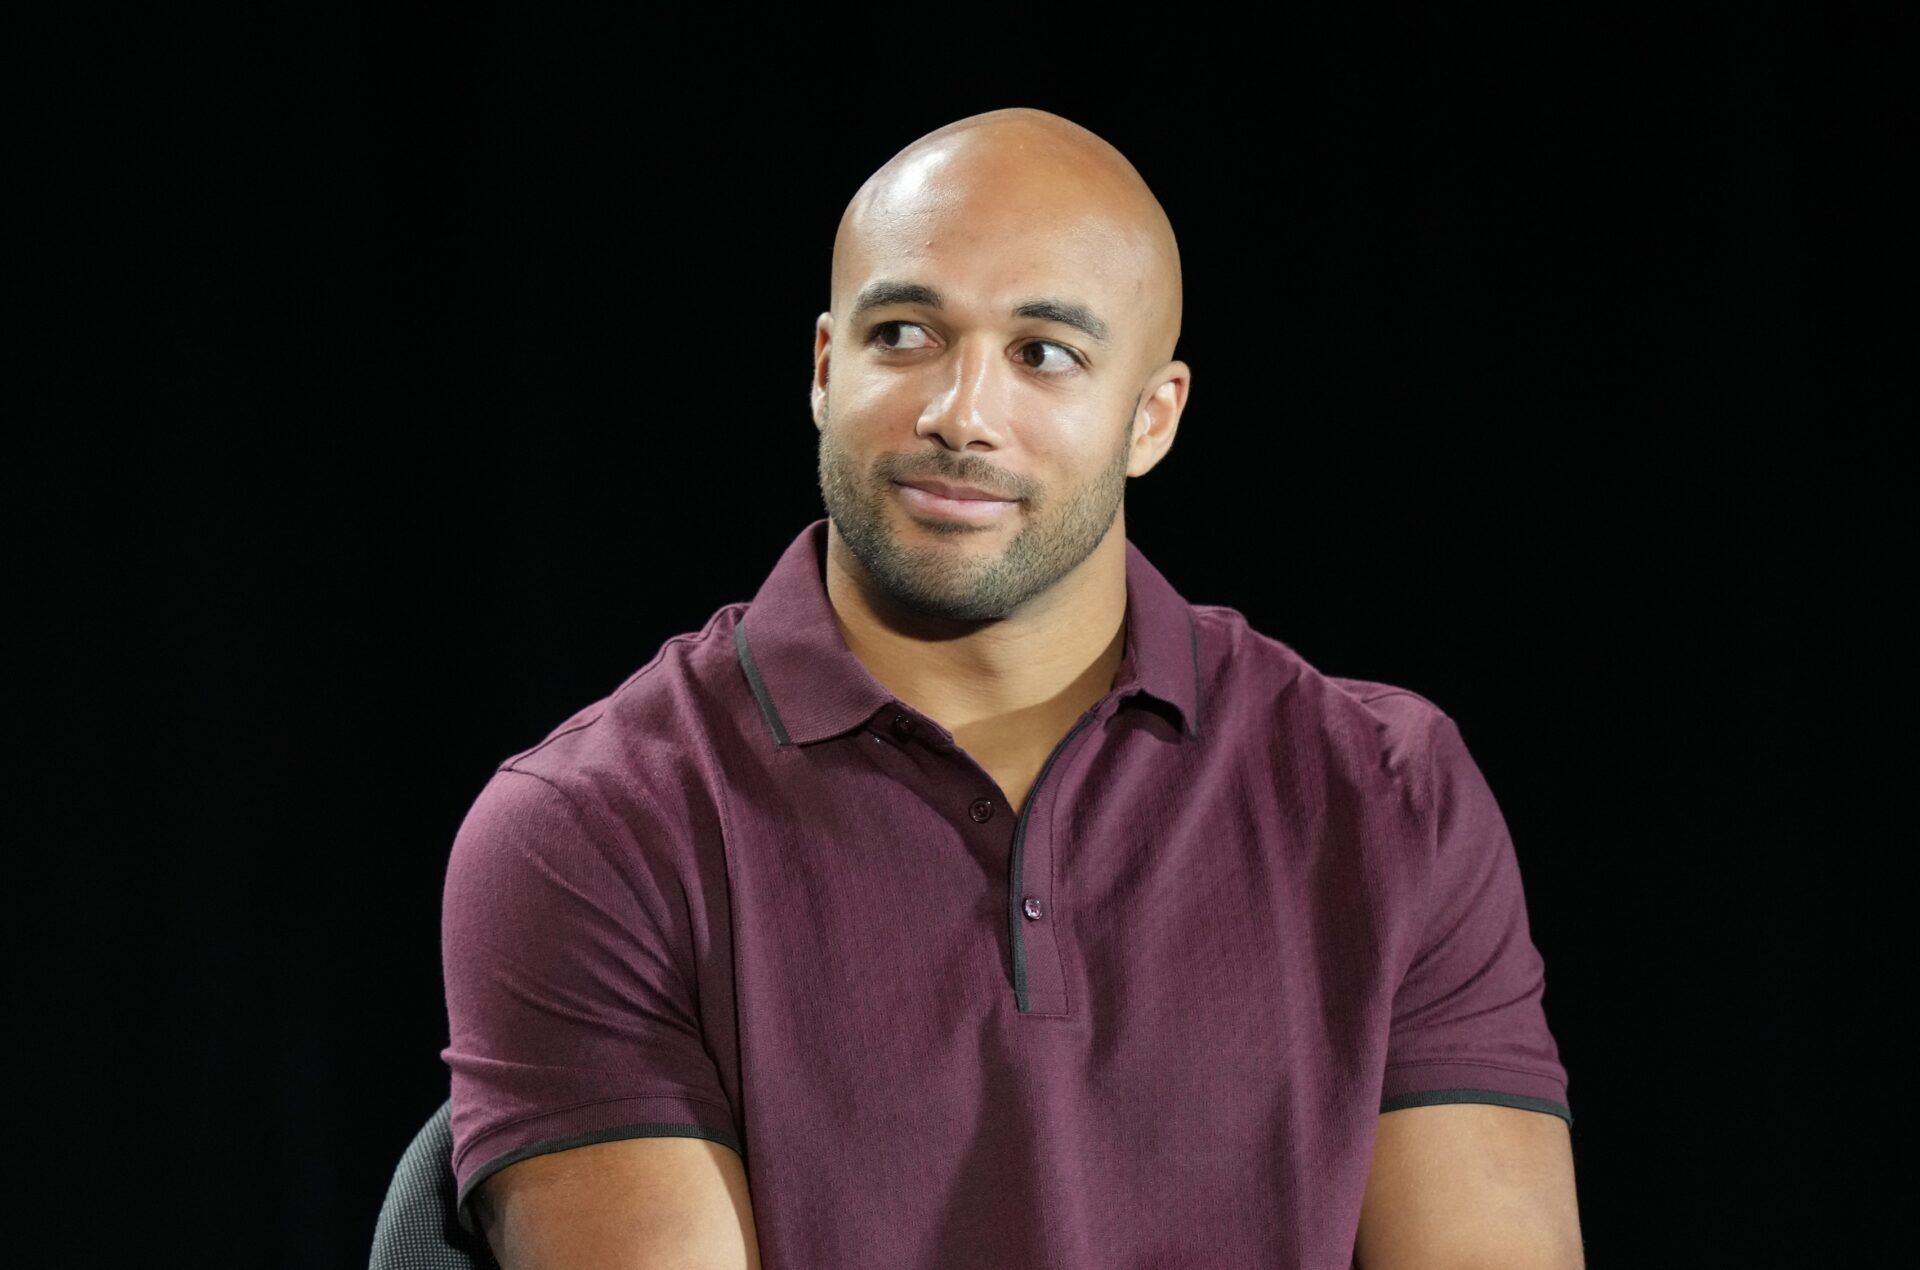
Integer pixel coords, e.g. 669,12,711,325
443,770,748,1245
1354,1103,1584,1270
478,1135,762,1270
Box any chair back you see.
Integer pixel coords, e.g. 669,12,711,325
369,1098,501,1270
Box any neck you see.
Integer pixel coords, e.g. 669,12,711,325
823,520,1130,739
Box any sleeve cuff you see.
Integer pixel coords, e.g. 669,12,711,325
1379,1062,1572,1126
452,1093,745,1244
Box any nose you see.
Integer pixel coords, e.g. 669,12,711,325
915,333,1009,451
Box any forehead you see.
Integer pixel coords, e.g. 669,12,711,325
837,152,1158,318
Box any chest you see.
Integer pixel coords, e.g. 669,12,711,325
713,735,1418,1264
726,716,1417,1042
979,758,1042,817
955,718,1086,819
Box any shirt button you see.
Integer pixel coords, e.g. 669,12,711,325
891,713,916,740
969,797,995,822
1023,897,1044,920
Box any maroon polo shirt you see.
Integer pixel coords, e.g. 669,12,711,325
440,516,1572,1266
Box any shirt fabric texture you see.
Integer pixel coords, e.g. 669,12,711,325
439,516,1572,1267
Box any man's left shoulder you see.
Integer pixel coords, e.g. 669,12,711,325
1188,603,1454,773
1322,674,1450,726
1306,672,1459,788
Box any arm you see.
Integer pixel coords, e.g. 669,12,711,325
1358,701,1583,1267
476,1135,762,1270
441,768,753,1265
1354,1103,1583,1269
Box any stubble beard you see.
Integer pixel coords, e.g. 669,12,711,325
815,395,1135,624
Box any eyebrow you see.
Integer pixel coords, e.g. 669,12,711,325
848,279,1111,348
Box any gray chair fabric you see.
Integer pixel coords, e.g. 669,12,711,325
370,1098,501,1270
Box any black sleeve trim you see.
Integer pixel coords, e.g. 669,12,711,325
1379,1087,1573,1127
454,1121,748,1244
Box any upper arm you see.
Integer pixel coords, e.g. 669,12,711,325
1379,709,1571,1109
1359,704,1582,1264
441,767,747,1246
1355,1103,1583,1269
476,1135,762,1270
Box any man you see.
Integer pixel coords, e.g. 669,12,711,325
440,107,1583,1268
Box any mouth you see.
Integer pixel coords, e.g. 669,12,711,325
895,477,1015,502
891,479,1020,524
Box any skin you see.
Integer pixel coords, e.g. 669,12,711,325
812,107,1190,810
1358,1104,1586,1268
475,1136,760,1270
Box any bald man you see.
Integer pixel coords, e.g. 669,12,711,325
443,108,1584,1269
812,109,1190,817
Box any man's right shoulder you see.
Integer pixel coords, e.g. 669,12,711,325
480,599,755,823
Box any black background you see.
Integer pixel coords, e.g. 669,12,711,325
16,10,1899,1266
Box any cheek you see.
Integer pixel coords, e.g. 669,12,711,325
1037,404,1124,458
829,371,916,428
835,360,1123,455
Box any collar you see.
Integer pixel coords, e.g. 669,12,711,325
734,517,1201,747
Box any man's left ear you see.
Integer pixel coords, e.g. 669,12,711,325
1129,363,1191,470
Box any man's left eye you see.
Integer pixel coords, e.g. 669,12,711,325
1022,341,1080,375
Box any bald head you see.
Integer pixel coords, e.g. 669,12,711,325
831,108,1183,373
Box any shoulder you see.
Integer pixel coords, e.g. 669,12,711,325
1189,601,1453,775
480,600,753,841
1323,675,1453,755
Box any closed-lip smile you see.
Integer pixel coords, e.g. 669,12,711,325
895,478,1015,502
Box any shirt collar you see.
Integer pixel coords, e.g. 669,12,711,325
734,517,1201,748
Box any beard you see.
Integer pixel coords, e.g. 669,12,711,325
815,392,1137,624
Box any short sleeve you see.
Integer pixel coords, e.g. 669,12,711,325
1379,711,1573,1126
439,766,742,1242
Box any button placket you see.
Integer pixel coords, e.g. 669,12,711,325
1007,712,1101,1017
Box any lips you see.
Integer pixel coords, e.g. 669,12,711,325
892,479,1020,525
895,478,1014,502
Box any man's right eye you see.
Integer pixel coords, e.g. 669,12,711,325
868,320,934,351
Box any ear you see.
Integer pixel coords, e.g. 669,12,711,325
1127,359,1192,478
811,312,833,430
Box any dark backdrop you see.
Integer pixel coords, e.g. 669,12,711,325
18,11,1896,1266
